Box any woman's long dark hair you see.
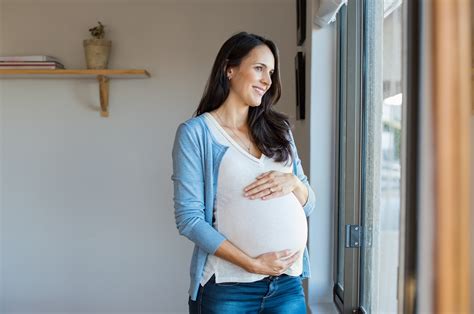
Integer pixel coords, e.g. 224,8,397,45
195,32,292,163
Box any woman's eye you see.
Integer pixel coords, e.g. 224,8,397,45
255,66,263,71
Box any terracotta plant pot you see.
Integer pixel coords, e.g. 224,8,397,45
83,39,111,69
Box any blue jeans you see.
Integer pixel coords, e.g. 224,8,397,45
188,275,307,314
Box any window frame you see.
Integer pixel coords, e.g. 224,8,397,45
333,0,365,312
334,0,419,313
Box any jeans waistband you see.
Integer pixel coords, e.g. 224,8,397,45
264,274,289,281
209,274,290,284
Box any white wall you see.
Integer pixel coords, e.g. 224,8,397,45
294,0,337,312
0,1,299,313
307,14,337,314
307,21,336,308
0,2,4,312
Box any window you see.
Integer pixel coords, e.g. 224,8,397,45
334,0,404,312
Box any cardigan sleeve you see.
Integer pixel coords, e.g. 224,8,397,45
288,129,316,217
171,122,226,254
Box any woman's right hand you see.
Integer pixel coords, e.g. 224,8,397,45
249,250,300,276
214,241,300,277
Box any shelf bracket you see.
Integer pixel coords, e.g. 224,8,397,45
97,75,109,117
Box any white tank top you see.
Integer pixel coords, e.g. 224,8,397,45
200,113,308,285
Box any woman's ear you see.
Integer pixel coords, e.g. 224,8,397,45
224,60,235,80
227,69,233,80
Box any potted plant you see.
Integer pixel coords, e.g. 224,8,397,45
83,21,111,69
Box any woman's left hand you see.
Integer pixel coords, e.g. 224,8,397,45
243,171,301,201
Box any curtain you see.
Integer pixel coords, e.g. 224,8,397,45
431,0,471,312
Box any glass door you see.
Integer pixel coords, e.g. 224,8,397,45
359,0,404,313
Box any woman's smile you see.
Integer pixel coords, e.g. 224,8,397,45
253,86,267,96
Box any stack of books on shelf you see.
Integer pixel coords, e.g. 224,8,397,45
0,56,65,69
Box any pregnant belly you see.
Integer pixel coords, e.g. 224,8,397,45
216,193,308,257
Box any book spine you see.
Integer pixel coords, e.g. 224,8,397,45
0,65,64,69
0,56,62,62
0,62,64,66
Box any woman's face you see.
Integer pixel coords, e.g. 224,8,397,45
227,45,275,107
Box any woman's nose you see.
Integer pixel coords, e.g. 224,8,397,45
262,72,272,86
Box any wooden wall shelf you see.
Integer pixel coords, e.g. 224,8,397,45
0,69,151,117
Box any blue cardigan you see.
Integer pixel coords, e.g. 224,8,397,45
171,114,316,301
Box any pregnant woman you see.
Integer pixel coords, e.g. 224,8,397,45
172,32,316,314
